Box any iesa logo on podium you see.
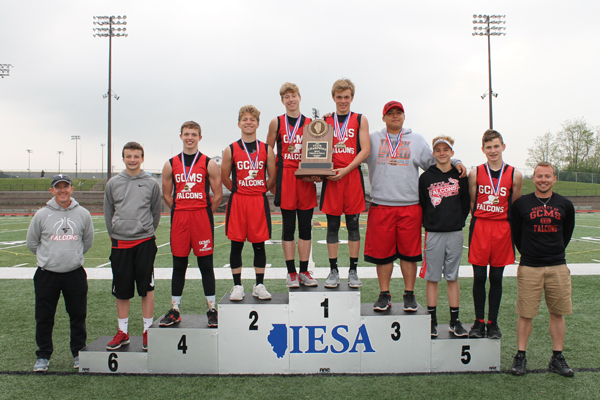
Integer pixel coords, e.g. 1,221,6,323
267,323,375,358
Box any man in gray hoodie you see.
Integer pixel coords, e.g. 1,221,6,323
27,174,94,371
104,142,162,351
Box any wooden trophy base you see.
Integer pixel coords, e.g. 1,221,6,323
295,162,336,179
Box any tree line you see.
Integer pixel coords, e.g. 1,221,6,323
527,118,600,173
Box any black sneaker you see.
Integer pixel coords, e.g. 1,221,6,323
207,308,218,328
486,322,502,339
373,292,392,311
431,320,438,337
159,308,181,327
403,293,417,312
511,353,527,376
449,320,468,337
549,354,574,377
468,320,486,338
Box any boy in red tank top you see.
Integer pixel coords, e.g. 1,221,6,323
159,121,223,329
222,105,276,301
321,78,370,289
467,129,522,339
266,83,318,288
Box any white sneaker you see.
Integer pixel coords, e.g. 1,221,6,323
253,283,272,300
286,273,300,288
229,285,244,301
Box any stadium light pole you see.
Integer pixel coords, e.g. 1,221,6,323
57,151,64,173
472,14,506,129
101,143,106,179
93,15,127,180
71,135,81,178
0,64,13,78
26,149,33,178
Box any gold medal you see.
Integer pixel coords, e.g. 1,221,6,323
389,159,397,165
336,142,346,149
493,196,500,205
183,184,190,191
288,145,295,152
252,172,258,178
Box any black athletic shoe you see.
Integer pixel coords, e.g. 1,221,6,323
549,354,574,377
431,320,438,337
449,320,468,337
468,320,486,338
373,292,392,311
403,293,417,312
486,322,502,339
207,308,218,328
511,353,527,376
159,308,181,327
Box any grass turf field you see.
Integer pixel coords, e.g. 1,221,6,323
1,213,600,399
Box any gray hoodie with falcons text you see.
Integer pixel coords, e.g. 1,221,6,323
26,197,94,273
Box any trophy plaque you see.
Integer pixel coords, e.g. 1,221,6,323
295,114,336,178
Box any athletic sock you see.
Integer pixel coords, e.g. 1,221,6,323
450,307,459,324
171,296,182,311
404,290,414,296
518,350,526,357
350,257,358,271
487,320,496,325
553,350,562,357
427,306,437,324
329,258,338,271
256,273,264,285
205,295,216,311
285,260,296,274
299,260,309,273
233,273,242,286
143,318,153,333
118,318,129,334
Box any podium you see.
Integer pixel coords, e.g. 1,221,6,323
79,283,501,374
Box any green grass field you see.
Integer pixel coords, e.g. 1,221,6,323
0,178,102,192
1,213,600,399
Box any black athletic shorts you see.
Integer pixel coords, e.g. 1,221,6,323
110,238,157,299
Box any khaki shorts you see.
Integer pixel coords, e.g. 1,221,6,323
516,264,572,318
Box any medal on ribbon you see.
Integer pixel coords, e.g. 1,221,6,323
485,162,504,205
242,140,260,179
181,151,200,190
285,114,301,153
333,113,350,148
386,129,403,166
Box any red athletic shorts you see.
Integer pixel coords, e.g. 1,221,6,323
468,217,514,267
170,208,214,257
364,203,423,264
226,193,271,243
276,166,317,210
320,168,365,216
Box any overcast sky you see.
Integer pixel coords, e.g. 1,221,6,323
1,0,599,175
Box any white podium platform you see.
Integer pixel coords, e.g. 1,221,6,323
79,283,501,374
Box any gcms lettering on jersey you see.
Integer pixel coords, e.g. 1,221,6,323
478,185,507,196
236,160,265,170
175,173,203,183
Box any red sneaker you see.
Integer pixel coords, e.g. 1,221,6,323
106,330,130,350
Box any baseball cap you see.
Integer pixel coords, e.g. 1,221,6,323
51,174,72,187
382,101,405,116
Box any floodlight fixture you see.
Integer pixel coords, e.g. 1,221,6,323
472,14,506,129
93,15,128,180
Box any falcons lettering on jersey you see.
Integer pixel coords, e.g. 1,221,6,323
530,205,561,232
427,178,460,207
177,181,204,200
51,217,79,241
